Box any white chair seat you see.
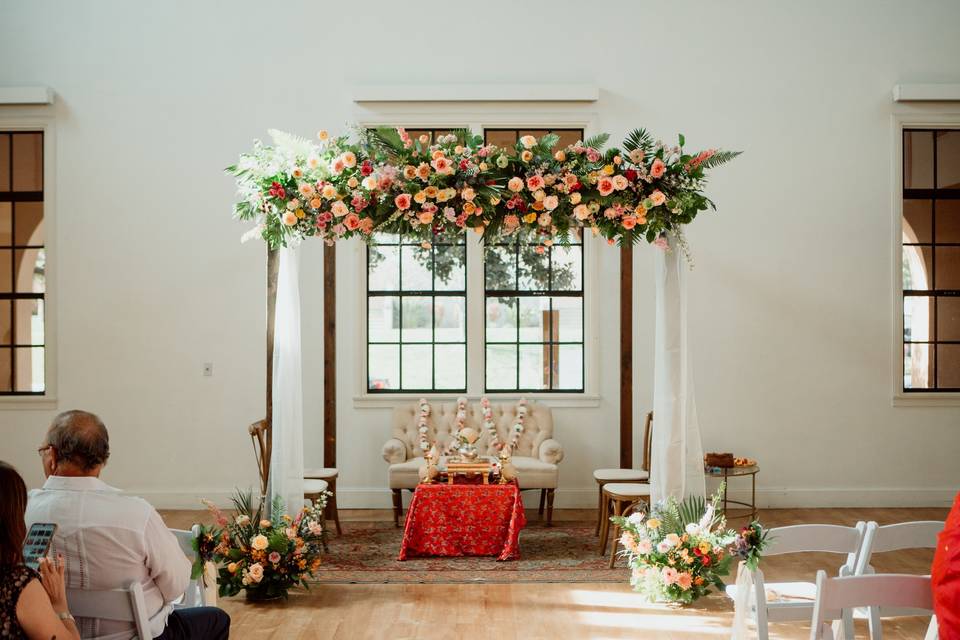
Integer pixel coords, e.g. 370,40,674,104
388,457,425,489
304,467,338,480
726,581,818,618
593,468,650,482
603,482,652,497
511,456,558,488
304,479,329,494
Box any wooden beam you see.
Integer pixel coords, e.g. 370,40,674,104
323,244,337,468
619,245,633,469
263,247,279,502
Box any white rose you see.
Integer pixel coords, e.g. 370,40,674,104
519,135,537,149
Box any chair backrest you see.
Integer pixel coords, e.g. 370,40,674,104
855,520,944,575
641,411,653,472
66,581,152,640
391,400,554,458
765,523,868,560
809,571,933,639
169,525,206,608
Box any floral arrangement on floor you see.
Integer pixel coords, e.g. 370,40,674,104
226,127,739,252
480,396,526,453
612,488,763,605
197,491,329,601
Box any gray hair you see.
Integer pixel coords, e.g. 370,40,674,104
46,410,110,471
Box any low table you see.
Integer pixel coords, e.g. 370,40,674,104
398,480,526,561
705,463,759,520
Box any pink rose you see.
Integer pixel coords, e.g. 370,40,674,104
650,158,666,179
395,193,412,210
661,566,679,585
330,201,348,218
268,551,281,564
526,175,545,191
650,190,666,206
344,213,361,230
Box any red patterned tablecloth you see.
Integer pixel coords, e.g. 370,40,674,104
398,481,526,561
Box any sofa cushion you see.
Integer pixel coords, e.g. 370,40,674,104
593,468,650,482
388,457,426,489
511,456,558,489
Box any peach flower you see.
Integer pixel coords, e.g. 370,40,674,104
362,176,377,191
330,201,349,217
526,175,545,191
621,215,638,229
554,150,566,162
251,534,269,551
461,187,476,201
424,186,439,198
661,567,679,585
418,210,434,224
403,165,417,180
543,195,559,211
341,152,357,168
612,175,629,191
282,211,297,226
331,158,345,175
358,217,374,234
650,158,666,178
247,562,264,583
508,177,524,193
431,157,454,175
573,204,590,220
569,192,582,205
597,177,615,197
504,214,519,230
414,191,428,204
520,150,533,162
395,194,412,210
416,163,431,181
309,197,322,209
677,572,693,590
628,148,644,163
519,135,538,149
650,190,666,206
344,213,361,230
321,184,337,199
298,183,315,197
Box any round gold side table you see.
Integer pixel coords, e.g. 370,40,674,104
705,463,759,520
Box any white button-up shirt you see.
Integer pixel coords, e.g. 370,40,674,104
25,476,191,640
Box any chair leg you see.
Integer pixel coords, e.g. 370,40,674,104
329,488,342,536
392,489,402,528
609,499,625,568
538,489,546,516
546,489,555,527
598,493,611,555
595,484,602,536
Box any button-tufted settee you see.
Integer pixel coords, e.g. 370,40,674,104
382,400,564,526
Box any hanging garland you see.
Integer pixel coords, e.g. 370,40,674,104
481,396,526,453
226,127,739,252
443,396,469,455
416,397,431,455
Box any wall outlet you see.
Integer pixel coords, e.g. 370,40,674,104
203,362,213,377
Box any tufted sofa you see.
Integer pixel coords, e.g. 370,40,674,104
382,400,564,525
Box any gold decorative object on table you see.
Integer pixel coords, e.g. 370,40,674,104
418,445,440,484
498,447,517,485
446,458,493,484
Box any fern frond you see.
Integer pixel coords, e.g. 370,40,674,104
450,127,477,147
267,129,314,158
699,150,742,169
537,133,561,153
366,127,404,160
584,133,610,150
622,128,654,154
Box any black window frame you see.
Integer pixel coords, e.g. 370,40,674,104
902,127,960,392
0,130,46,396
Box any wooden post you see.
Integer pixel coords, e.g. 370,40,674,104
619,245,633,469
262,247,280,503
323,243,337,468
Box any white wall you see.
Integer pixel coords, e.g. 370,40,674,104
1,0,958,509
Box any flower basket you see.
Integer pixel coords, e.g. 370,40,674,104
196,491,329,601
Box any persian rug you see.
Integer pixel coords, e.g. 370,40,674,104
310,520,628,584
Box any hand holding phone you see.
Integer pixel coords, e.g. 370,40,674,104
23,522,57,571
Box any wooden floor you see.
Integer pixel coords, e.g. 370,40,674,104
160,507,947,640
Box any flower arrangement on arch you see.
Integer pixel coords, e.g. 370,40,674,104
611,488,741,605
197,491,329,600
226,127,739,253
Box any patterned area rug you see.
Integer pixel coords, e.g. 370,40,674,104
311,520,629,584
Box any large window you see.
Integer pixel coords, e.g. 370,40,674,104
902,128,960,391
364,126,586,394
0,131,45,394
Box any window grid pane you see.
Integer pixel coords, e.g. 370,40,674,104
1,130,45,395
902,127,960,392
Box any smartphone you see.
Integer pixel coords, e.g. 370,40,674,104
23,522,57,571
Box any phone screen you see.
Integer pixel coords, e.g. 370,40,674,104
23,522,57,571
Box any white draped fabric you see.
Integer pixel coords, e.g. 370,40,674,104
270,244,305,514
650,234,706,504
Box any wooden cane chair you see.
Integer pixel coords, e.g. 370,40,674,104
593,411,653,535
600,485,651,568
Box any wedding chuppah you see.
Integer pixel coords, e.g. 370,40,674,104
218,124,745,602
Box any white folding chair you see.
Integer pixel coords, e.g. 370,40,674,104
725,522,872,640
170,524,207,607
66,581,153,640
853,520,944,639
809,571,935,640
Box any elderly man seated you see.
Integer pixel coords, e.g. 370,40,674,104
26,410,230,640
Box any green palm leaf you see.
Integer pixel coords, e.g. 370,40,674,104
699,150,742,169
584,133,610,150
622,128,654,154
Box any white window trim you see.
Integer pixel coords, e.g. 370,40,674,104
0,110,58,409
351,107,601,408
891,111,960,406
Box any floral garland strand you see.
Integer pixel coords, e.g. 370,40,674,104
226,127,740,253
444,396,469,455
416,397,431,455
480,396,526,453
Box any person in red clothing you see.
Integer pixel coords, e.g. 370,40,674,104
932,491,960,639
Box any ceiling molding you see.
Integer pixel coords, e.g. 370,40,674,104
352,84,598,103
